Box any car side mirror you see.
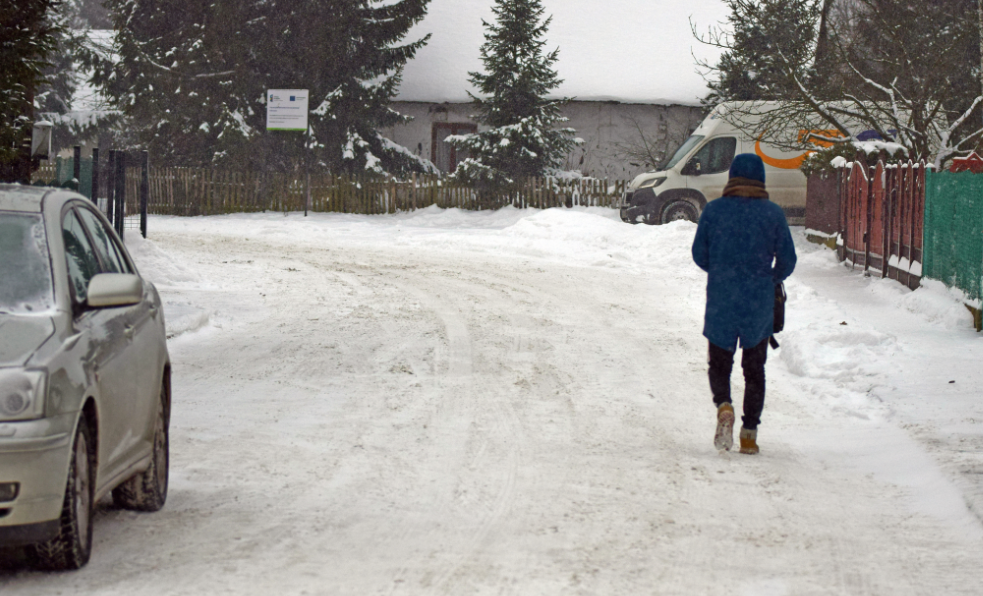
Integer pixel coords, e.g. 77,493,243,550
87,274,143,308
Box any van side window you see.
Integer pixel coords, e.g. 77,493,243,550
685,137,737,175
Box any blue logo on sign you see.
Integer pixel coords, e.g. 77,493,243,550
290,96,296,101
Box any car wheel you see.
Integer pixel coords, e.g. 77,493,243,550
112,383,169,512
661,199,700,224
32,420,94,570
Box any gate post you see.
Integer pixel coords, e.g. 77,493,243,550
91,148,99,205
115,151,126,238
140,150,149,238
73,146,81,190
106,150,115,222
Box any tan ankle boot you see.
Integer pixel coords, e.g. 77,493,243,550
714,403,735,451
739,427,759,455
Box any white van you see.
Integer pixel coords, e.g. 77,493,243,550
620,102,829,226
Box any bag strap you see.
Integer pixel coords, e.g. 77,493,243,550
770,282,786,350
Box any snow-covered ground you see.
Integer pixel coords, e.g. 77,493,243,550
2,207,982,594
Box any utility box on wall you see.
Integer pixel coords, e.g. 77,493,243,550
31,121,52,159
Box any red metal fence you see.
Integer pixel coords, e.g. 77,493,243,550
836,160,927,290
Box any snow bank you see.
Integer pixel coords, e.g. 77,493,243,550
126,234,204,287
899,279,982,326
781,323,900,386
500,208,700,271
778,235,977,403
126,234,212,338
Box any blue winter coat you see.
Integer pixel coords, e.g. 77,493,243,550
691,196,797,352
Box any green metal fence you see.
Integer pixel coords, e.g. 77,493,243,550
923,171,983,302
53,156,94,198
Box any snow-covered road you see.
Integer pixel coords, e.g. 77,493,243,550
2,207,981,594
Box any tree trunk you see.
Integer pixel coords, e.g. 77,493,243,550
815,0,836,78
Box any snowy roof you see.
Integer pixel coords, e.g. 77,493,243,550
397,0,728,106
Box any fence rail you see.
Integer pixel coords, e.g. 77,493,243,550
138,168,626,216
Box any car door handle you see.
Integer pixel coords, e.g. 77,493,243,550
149,305,158,317
125,325,135,339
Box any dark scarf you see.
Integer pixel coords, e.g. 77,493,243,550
722,177,769,199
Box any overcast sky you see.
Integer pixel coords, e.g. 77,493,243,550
397,0,729,105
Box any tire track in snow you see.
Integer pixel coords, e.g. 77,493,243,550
268,256,461,596
385,270,523,595
257,252,493,595
380,273,479,595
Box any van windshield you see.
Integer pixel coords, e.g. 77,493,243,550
663,135,705,170
0,213,55,314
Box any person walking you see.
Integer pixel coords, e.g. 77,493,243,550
691,153,797,454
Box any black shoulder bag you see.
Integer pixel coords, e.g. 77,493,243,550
769,282,786,349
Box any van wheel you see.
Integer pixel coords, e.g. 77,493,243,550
32,420,94,570
661,200,700,224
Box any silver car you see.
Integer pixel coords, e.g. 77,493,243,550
0,185,170,570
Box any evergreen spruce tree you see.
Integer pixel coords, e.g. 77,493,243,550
37,0,124,158
0,0,63,181
697,0,820,106
101,0,433,173
449,0,578,188
37,0,88,116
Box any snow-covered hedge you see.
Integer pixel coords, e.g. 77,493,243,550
801,140,908,177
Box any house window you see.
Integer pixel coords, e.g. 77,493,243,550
432,123,477,173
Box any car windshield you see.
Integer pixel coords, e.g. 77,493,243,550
662,135,705,170
0,212,55,314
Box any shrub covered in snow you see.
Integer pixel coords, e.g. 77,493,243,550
801,140,908,177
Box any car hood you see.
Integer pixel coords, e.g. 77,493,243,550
0,314,55,367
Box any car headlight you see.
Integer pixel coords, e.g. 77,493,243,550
0,370,47,422
638,177,666,189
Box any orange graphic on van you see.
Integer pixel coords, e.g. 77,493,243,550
755,130,847,170
798,129,845,148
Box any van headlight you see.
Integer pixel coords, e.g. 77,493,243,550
638,177,666,189
0,370,47,421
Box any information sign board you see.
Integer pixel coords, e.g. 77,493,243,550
266,89,309,131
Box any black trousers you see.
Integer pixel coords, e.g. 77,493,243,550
708,339,768,430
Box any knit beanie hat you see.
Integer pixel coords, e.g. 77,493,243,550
729,153,766,184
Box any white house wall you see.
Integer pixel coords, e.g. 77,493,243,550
383,101,705,180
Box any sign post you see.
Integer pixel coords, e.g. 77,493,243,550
267,89,312,215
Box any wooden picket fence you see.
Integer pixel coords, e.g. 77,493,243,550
837,160,927,290
140,168,627,216
32,162,57,183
